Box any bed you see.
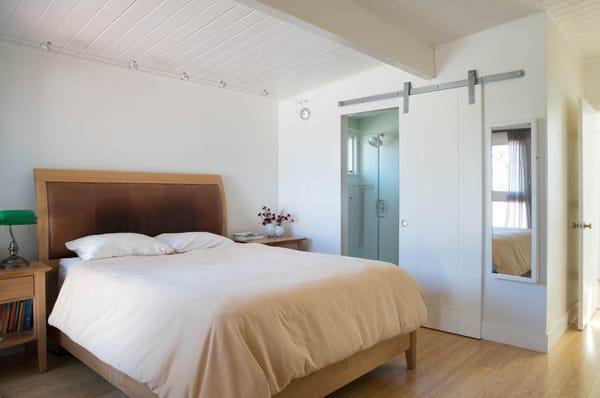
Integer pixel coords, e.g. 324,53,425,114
492,228,532,277
35,168,426,398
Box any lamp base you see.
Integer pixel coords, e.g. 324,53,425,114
0,255,29,268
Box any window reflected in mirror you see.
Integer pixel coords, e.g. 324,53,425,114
491,124,535,279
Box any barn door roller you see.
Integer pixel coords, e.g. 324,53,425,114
403,82,411,113
338,69,525,111
468,70,477,105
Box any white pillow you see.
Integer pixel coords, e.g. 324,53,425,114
66,233,174,261
154,232,234,253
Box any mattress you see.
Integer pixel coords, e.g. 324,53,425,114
58,257,83,290
49,243,427,398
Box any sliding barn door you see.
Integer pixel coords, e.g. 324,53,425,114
399,86,483,338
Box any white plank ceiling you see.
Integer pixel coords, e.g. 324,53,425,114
1,1,599,98
351,0,600,61
0,0,379,98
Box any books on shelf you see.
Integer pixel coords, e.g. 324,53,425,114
0,299,33,334
232,232,265,242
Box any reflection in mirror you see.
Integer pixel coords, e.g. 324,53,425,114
491,123,535,280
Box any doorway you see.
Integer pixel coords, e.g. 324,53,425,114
577,98,600,330
342,108,399,264
340,85,483,339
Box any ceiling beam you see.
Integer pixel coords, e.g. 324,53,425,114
236,0,435,79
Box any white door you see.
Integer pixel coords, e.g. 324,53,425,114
577,98,600,330
399,86,483,338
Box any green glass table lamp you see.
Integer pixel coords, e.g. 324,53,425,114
0,210,37,268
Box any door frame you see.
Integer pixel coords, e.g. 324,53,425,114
339,98,400,257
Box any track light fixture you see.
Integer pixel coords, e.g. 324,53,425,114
299,107,311,120
219,80,227,88
40,41,52,51
296,99,311,120
261,89,269,97
128,60,138,70
181,72,190,81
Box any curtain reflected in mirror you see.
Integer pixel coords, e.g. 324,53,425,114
491,125,535,279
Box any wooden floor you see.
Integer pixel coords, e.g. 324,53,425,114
2,315,600,398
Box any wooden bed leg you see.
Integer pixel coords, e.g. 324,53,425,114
405,331,417,369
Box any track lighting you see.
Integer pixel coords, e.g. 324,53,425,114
219,80,227,88
299,107,311,120
261,89,269,97
41,41,52,51
296,100,311,120
128,60,138,70
181,72,190,81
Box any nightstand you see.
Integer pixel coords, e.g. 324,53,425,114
247,236,307,250
0,262,51,372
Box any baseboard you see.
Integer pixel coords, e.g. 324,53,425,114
568,302,578,324
482,322,547,353
547,303,578,351
483,303,578,353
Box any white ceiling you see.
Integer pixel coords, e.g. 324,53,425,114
351,0,600,61
0,0,379,98
1,1,598,98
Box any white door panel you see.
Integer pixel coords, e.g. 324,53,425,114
399,86,483,338
578,98,600,330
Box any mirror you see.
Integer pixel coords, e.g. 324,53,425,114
490,121,537,281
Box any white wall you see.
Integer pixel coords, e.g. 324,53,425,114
0,45,279,260
279,12,549,351
545,18,584,349
585,61,600,110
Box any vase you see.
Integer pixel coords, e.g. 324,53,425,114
264,223,275,237
275,224,285,238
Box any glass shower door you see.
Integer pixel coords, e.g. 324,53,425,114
346,109,399,264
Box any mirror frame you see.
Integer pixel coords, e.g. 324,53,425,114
486,119,539,284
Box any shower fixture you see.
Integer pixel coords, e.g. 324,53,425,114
368,134,384,148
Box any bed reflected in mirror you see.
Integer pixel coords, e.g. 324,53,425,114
490,121,537,281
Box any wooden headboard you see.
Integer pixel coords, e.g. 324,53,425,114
34,169,227,268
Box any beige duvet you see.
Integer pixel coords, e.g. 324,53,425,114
492,228,531,276
49,243,427,398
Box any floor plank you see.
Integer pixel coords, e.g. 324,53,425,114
1,316,600,397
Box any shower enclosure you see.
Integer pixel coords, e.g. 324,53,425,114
344,108,399,264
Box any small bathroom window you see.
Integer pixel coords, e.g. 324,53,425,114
347,136,357,174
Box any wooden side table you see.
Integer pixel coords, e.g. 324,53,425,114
0,262,51,372
243,236,307,250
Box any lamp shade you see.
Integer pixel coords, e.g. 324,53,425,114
0,210,37,226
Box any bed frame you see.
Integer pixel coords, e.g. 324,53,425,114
35,168,417,398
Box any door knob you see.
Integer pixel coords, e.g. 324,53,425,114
401,219,408,227
572,222,592,230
